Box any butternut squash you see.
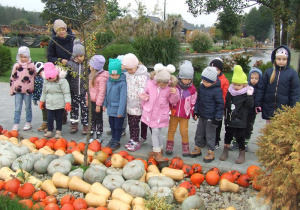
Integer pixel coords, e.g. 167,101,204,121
89,182,111,199
0,167,14,180
87,149,95,156
173,187,189,203
220,179,239,193
9,137,19,145
91,159,103,165
72,151,89,165
138,170,147,182
112,188,134,205
107,199,130,210
21,139,36,151
161,167,185,181
132,197,145,210
54,149,66,157
38,146,55,155
147,165,160,174
84,193,107,207
27,175,42,189
145,172,165,183
52,172,70,188
68,176,91,194
0,135,10,141
111,154,125,168
41,180,58,195
15,169,30,182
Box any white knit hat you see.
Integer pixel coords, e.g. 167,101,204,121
16,46,31,62
154,63,176,83
53,19,67,32
276,47,288,58
178,60,194,79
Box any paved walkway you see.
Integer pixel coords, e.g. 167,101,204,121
0,82,264,173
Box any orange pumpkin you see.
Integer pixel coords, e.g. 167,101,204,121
101,147,113,157
118,150,129,158
0,191,16,199
59,137,68,145
10,130,18,138
209,167,221,176
105,156,112,167
45,141,55,149
179,181,196,196
35,138,48,149
95,207,108,210
43,195,58,204
182,164,194,177
237,174,251,187
73,198,88,210
17,183,35,198
147,157,157,166
169,156,184,169
61,204,75,210
78,142,86,152
205,171,220,186
0,180,4,190
67,140,77,148
66,146,80,154
220,172,235,183
32,189,47,201
125,155,135,162
252,175,262,191
32,202,46,210
54,138,67,150
230,170,242,182
246,165,260,179
19,199,34,208
3,131,12,138
4,178,21,193
44,203,60,210
48,138,58,143
136,158,148,170
61,194,75,206
88,140,101,152
191,163,202,173
190,173,205,188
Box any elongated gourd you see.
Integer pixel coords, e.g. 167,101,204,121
68,176,91,194
112,188,134,205
89,182,111,199
161,167,185,181
145,172,165,183
85,193,107,207
147,165,160,174
220,179,239,193
41,180,58,195
107,199,131,210
27,175,42,189
72,151,85,165
38,146,55,155
52,172,70,188
54,149,66,157
132,197,145,210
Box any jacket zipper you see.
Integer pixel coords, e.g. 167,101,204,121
274,68,281,114
78,64,81,95
177,88,182,117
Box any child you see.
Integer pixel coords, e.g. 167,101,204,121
230,67,262,152
103,58,127,150
32,62,48,132
219,65,254,164
66,40,88,135
256,45,300,124
140,63,179,161
190,67,224,163
209,58,229,149
87,55,109,142
122,53,149,151
40,63,71,139
10,46,36,131
167,60,197,156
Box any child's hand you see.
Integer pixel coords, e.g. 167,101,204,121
96,106,101,113
255,107,262,114
65,103,71,112
139,92,149,101
61,59,68,65
193,112,198,121
117,115,123,118
247,86,254,95
39,101,44,110
170,87,177,94
103,106,106,112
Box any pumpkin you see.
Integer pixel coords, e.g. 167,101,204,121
179,181,196,196
102,174,125,192
220,172,235,183
4,178,21,193
53,138,67,150
147,157,157,166
122,180,150,198
125,155,135,162
61,204,75,210
68,176,91,194
83,166,107,184
161,167,185,181
67,140,77,147
230,170,242,182
17,183,35,198
88,140,101,152
246,165,260,179
34,155,59,174
77,142,85,152
11,144,30,157
173,187,189,203
32,190,47,202
85,193,107,207
169,156,184,169
45,141,55,150
182,164,194,177
191,163,202,173
68,168,84,179
29,136,39,143
237,174,251,187
105,156,112,167
10,130,18,138
190,173,205,188
147,176,175,188
19,199,34,208
122,160,145,180
32,202,46,209
89,182,111,199
118,150,129,158
53,149,66,157
0,149,18,168
61,194,75,206
181,195,205,210
59,153,75,164
44,203,60,210
0,191,16,199
106,167,123,176
52,172,71,188
205,171,220,186
47,158,72,176
111,154,125,168
135,158,148,170
94,150,108,163
209,167,221,176
0,180,5,190
220,179,239,193
149,187,173,204
35,138,48,149
101,147,113,156
3,131,12,138
11,153,44,172
43,195,58,204
73,198,88,210
41,180,58,196
252,175,262,191
66,146,80,154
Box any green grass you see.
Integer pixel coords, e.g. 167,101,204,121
0,47,46,83
0,195,32,210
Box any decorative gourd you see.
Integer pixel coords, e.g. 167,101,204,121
179,181,196,196
59,153,75,164
106,167,123,176
17,183,35,198
83,166,107,184
122,160,145,180
147,176,175,188
85,193,107,207
41,180,58,195
125,155,135,162
122,180,150,198
219,179,239,193
11,153,44,172
145,172,166,182
147,165,160,174
32,190,47,202
53,138,67,150
205,171,220,186
149,187,173,204
34,155,59,174
169,156,184,169
47,159,72,176
68,176,91,194
236,174,251,188
38,146,55,155
112,188,134,205
53,149,66,157
10,145,30,157
190,173,205,188
88,140,101,152
181,195,205,210
173,187,189,203
191,163,202,173
111,154,125,168
0,149,17,168
220,172,235,183
27,176,42,189
68,168,84,179
89,182,111,199
161,167,185,181
107,199,130,210
102,174,125,192
52,172,70,188
246,165,260,179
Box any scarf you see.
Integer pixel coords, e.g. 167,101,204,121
228,84,249,96
177,76,192,89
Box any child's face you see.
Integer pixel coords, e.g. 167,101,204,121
275,55,288,67
181,79,192,85
233,83,245,90
157,82,168,89
75,55,85,63
202,79,214,88
250,72,259,86
111,74,120,80
19,54,29,63
125,66,138,74
47,76,58,82
217,69,221,75
56,27,67,38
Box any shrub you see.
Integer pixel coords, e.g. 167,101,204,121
252,60,273,74
231,36,243,48
243,37,255,47
191,57,208,73
256,103,300,209
230,52,252,73
188,30,213,53
95,30,115,50
221,56,235,73
0,45,12,76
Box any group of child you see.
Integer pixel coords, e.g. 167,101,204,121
9,19,300,164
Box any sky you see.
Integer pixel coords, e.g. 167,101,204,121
0,0,219,27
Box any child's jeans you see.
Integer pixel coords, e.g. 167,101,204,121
167,116,189,143
128,114,148,141
194,116,216,151
151,127,164,152
109,116,125,142
14,93,32,124
224,126,246,150
47,109,64,132
70,94,88,126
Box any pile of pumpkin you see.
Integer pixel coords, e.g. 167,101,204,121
0,127,261,210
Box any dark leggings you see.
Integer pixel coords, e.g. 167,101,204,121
128,114,148,142
224,126,245,150
47,109,64,131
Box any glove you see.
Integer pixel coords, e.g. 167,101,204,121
255,107,262,114
212,119,221,127
247,86,254,95
33,100,38,106
65,103,71,112
39,101,44,110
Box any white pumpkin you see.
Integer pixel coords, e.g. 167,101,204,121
0,150,17,168
68,168,84,179
11,145,30,157
147,176,175,189
106,167,123,176
11,153,44,172
47,158,72,176
122,160,145,180
149,187,173,204
34,155,59,174
181,195,205,210
122,180,150,198
83,166,107,184
102,174,125,192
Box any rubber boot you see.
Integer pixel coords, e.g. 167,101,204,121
81,125,88,135
203,150,215,163
235,149,246,164
182,143,190,157
219,144,230,161
70,123,78,134
165,140,174,155
38,122,47,132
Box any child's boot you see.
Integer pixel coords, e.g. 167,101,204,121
203,150,215,163
182,143,190,157
219,144,230,161
153,151,165,162
148,150,163,157
70,123,78,134
38,122,47,132
81,125,88,135
166,140,174,155
55,130,61,139
44,131,53,138
245,139,249,152
235,149,246,164
190,146,202,158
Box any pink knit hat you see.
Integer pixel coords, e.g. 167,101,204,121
122,53,139,69
44,62,58,79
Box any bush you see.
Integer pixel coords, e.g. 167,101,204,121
243,37,255,47
230,52,252,73
189,31,213,53
98,44,137,70
252,60,273,74
256,103,300,209
0,45,12,76
231,36,243,48
95,30,115,50
191,57,208,73
133,36,180,66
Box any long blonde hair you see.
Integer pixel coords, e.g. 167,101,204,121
270,64,276,84
89,68,97,87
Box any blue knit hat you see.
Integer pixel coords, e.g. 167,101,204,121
249,68,262,77
108,58,122,75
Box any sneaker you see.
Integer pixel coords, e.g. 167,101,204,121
229,142,239,151
12,124,19,131
23,122,32,131
106,130,111,135
139,137,147,145
127,141,141,152
110,142,121,151
215,142,220,150
124,139,135,148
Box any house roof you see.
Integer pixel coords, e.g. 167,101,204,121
146,16,196,31
146,16,162,23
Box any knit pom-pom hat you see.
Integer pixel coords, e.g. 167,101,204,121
154,63,176,83
201,67,218,83
44,62,58,79
122,53,139,69
72,39,85,56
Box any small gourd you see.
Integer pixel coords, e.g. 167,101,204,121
111,153,125,168
122,180,150,198
122,160,145,180
47,159,72,176
220,179,239,193
108,199,130,210
102,174,125,192
147,165,160,174
68,176,91,194
161,167,185,181
173,187,189,204
84,193,107,207
112,188,134,205
41,180,57,196
89,182,111,199
52,172,70,188
149,187,173,204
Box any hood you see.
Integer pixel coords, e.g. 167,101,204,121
41,66,67,79
248,67,262,85
125,64,149,78
98,70,109,80
109,72,126,82
271,45,291,67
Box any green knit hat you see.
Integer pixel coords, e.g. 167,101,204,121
108,58,122,75
232,65,247,84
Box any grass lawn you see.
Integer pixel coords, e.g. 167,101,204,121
0,47,47,83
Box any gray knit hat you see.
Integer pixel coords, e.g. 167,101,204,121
201,67,218,83
178,60,194,79
73,39,85,56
